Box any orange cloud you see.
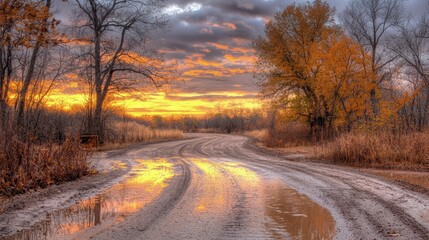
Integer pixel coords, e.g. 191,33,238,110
208,42,230,50
224,54,256,64
222,22,237,30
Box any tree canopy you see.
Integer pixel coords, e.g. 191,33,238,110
253,0,376,137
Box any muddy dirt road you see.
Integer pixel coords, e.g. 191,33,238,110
1,133,428,239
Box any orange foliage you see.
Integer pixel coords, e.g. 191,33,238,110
253,0,377,135
0,0,60,48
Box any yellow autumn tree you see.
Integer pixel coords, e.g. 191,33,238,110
312,35,376,131
253,0,376,138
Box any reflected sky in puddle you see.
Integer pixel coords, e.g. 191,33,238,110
224,161,335,239
5,159,174,240
366,170,429,190
190,159,335,240
264,181,335,240
191,159,227,213
222,162,260,187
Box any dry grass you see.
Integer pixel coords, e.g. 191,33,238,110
319,132,429,170
0,133,89,195
264,122,313,148
243,129,268,141
107,121,183,145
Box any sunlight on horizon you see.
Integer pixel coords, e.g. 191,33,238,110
44,88,261,117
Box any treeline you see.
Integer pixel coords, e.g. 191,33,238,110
140,108,267,133
253,0,429,138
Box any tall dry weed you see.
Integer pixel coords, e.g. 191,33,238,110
265,122,312,148
0,132,89,195
319,132,429,169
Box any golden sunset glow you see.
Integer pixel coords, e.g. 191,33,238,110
43,82,260,116
37,36,260,116
40,17,260,117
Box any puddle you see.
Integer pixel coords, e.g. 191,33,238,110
192,159,335,240
366,170,429,190
4,159,174,240
219,160,335,239
191,159,228,213
264,181,336,240
222,161,260,187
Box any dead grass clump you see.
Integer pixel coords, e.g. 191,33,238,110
0,133,89,195
319,132,429,169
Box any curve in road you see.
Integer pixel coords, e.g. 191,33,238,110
3,133,429,240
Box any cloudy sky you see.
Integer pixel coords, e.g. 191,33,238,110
50,0,422,116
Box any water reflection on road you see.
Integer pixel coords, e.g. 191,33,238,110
6,159,174,240
264,181,335,240
188,158,335,240
192,159,228,213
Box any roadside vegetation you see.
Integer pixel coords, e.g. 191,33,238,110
0,130,88,195
319,132,429,170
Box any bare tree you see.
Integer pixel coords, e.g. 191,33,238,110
389,9,429,129
72,0,172,141
341,0,405,115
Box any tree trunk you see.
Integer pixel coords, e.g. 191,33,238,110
422,89,429,130
370,88,380,117
0,41,12,128
93,94,104,142
15,0,52,132
16,45,40,129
